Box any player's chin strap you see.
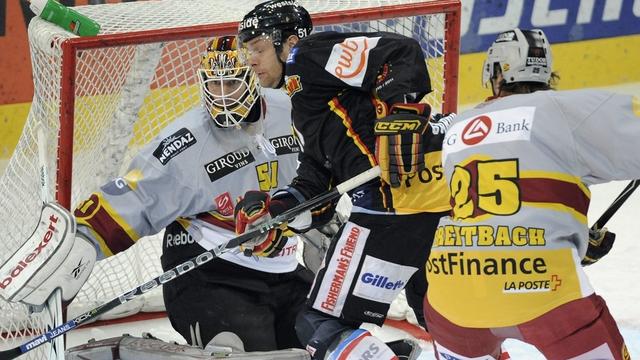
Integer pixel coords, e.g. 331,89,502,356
0,166,381,360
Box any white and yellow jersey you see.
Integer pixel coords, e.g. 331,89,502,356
429,89,640,327
74,88,302,273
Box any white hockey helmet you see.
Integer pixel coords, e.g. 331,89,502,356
199,36,260,128
482,28,552,87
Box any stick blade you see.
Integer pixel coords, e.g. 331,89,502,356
0,347,22,360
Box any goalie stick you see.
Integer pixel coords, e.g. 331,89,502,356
37,124,65,360
591,179,640,230
0,166,381,360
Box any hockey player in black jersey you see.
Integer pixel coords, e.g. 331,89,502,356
234,1,454,359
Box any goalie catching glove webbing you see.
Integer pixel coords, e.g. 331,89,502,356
0,202,96,306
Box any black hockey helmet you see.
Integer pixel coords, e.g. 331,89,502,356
237,0,313,49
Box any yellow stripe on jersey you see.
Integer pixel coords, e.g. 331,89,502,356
74,192,141,257
123,168,144,190
328,98,377,167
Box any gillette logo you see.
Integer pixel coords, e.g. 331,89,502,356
360,273,405,290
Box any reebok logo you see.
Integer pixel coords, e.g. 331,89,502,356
165,232,195,247
462,115,492,145
71,258,89,280
0,214,59,291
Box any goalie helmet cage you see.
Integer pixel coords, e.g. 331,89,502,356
0,0,460,357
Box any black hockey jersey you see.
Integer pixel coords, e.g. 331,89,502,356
284,31,450,214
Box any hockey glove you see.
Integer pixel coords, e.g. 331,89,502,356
581,228,616,266
234,191,288,257
374,103,431,187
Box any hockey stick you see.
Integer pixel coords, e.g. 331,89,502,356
0,166,381,360
36,124,65,360
591,179,640,230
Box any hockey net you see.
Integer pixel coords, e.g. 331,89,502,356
0,0,460,357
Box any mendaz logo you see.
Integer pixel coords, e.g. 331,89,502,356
361,272,405,290
153,128,197,165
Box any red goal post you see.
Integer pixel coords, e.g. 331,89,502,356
0,0,460,357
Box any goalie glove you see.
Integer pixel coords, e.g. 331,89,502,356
374,103,431,187
234,191,290,257
0,202,96,306
581,227,616,266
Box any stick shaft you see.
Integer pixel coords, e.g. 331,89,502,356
592,179,640,230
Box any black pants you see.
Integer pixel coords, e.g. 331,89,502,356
296,210,446,358
162,258,312,351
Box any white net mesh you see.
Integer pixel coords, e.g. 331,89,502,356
0,0,459,357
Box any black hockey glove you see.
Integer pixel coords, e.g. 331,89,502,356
374,103,431,187
581,228,616,266
234,191,289,257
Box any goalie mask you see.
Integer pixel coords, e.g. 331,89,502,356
482,28,552,87
199,36,260,128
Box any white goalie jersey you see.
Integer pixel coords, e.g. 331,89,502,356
74,88,303,273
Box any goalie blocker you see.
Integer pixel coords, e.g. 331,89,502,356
0,202,96,306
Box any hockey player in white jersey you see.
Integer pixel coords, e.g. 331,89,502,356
0,36,321,353
424,28,637,360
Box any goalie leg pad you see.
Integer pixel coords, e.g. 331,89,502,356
0,203,96,305
66,334,312,360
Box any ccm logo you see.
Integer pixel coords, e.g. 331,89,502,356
0,214,59,290
374,119,422,133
